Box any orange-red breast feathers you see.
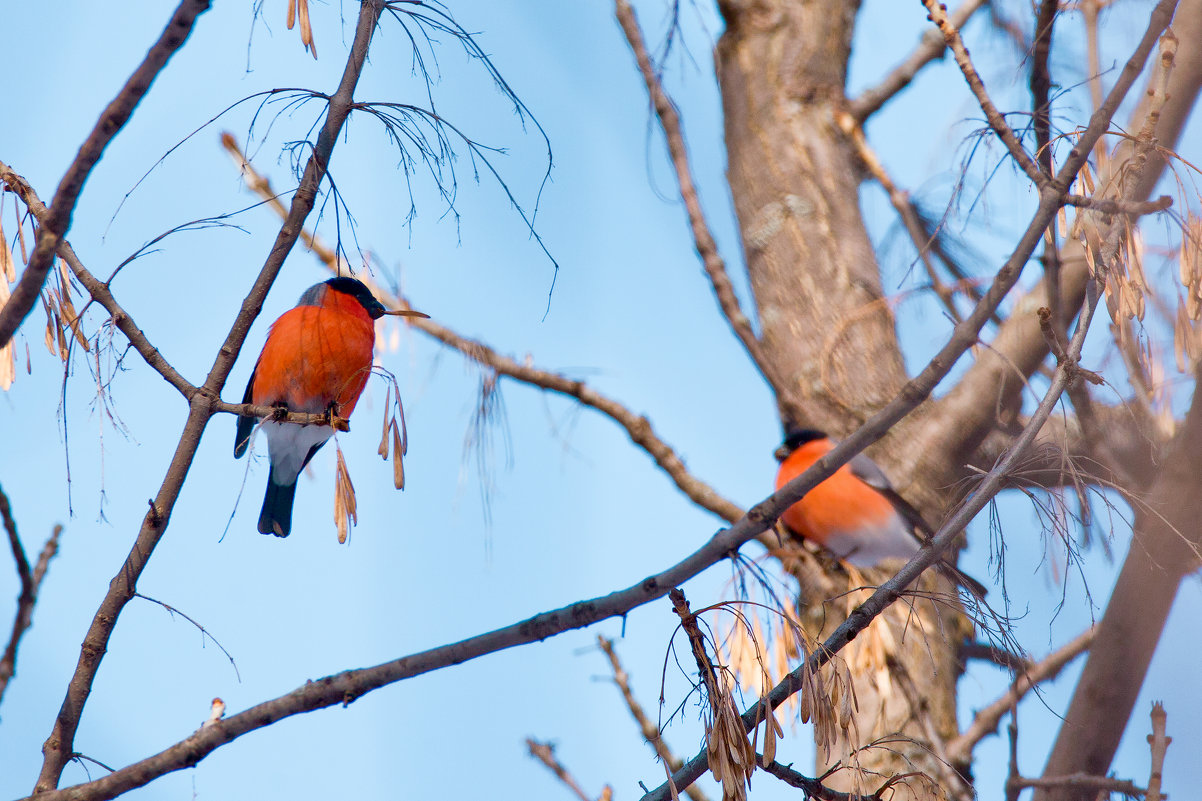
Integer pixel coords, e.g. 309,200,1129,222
250,287,376,415
773,431,919,567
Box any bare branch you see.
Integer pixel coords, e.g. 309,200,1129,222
1009,773,1145,797
920,0,1044,184
0,486,61,708
758,757,876,801
0,0,213,348
946,625,1097,764
598,637,712,801
849,0,988,123
613,0,801,423
33,2,386,790
525,739,593,801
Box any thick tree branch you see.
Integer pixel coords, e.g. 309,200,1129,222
0,0,212,348
613,0,802,424
0,486,61,708
33,3,386,791
946,625,1097,764
848,0,988,123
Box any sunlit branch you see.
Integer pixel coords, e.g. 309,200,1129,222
0,0,213,348
525,739,595,801
598,637,713,801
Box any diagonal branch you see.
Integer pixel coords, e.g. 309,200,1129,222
945,625,1097,764
0,486,61,709
0,0,212,348
848,0,989,123
32,2,386,791
613,0,803,424
598,637,713,801
920,0,1044,185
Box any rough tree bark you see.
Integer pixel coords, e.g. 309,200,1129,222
716,1,966,795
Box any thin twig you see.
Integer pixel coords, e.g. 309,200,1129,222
758,757,875,801
598,637,712,801
1145,702,1169,801
525,739,594,801
1007,772,1145,796
0,0,213,347
613,0,800,422
0,485,61,707
849,0,989,122
945,625,1097,763
32,2,386,791
921,0,1044,185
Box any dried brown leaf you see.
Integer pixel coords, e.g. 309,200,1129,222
391,420,405,490
0,213,13,283
378,386,392,459
334,443,357,544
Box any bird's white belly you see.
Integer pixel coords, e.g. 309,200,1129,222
825,518,921,567
258,420,334,484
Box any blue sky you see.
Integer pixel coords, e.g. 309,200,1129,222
1,1,1199,799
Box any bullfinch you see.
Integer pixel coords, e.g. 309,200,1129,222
774,428,986,597
233,276,425,537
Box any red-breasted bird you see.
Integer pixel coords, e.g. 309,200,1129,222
234,276,426,538
774,428,986,597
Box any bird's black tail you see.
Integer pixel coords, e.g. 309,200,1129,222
258,470,297,538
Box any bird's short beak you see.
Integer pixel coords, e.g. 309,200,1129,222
773,445,791,462
382,309,430,319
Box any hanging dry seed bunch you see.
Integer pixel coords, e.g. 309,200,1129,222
376,374,410,490
286,0,318,59
0,277,13,391
669,590,755,801
333,442,358,544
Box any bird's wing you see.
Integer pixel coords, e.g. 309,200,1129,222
233,366,257,458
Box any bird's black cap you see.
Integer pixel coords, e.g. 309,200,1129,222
324,276,388,319
774,427,828,462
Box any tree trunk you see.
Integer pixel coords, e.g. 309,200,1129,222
717,3,970,796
